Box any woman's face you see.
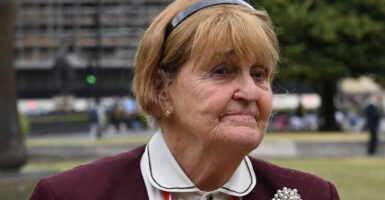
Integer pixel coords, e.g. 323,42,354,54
164,47,273,150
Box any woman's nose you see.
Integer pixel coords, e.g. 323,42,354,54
232,74,261,101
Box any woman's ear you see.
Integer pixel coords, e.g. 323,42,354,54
160,86,174,117
157,68,174,117
158,69,171,103
160,85,172,109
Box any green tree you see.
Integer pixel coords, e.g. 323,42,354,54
253,0,385,130
0,0,28,171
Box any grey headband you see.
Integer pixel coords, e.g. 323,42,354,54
164,0,254,39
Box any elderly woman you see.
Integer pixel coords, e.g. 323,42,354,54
30,0,340,199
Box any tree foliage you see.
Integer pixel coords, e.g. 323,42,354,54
250,0,385,130
253,0,385,84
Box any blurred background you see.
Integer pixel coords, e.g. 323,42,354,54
0,0,384,199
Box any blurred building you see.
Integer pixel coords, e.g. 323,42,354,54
14,0,169,98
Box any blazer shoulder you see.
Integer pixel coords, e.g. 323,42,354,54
248,156,340,200
29,145,148,200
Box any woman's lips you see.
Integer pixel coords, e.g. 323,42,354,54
220,112,256,120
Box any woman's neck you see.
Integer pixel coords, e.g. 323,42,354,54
182,147,245,191
162,128,249,191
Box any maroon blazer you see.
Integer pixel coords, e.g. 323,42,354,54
29,145,339,200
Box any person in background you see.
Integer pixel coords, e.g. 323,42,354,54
88,98,106,139
108,97,123,132
122,95,142,130
364,94,382,155
30,0,340,199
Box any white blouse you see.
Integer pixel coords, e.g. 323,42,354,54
140,130,256,200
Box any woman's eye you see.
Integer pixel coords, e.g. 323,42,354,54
251,69,268,81
211,64,234,76
213,67,228,75
209,64,236,81
252,71,264,79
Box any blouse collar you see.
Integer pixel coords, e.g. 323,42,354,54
142,130,256,197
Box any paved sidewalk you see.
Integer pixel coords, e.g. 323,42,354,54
252,140,385,158
27,129,385,159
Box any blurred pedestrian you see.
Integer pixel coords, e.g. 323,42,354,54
109,97,123,132
274,113,287,131
364,94,381,155
88,98,106,139
122,96,142,130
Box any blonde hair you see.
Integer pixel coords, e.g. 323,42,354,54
133,0,279,123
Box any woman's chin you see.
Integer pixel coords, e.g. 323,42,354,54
222,126,264,149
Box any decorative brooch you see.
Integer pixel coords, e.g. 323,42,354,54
272,187,302,200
